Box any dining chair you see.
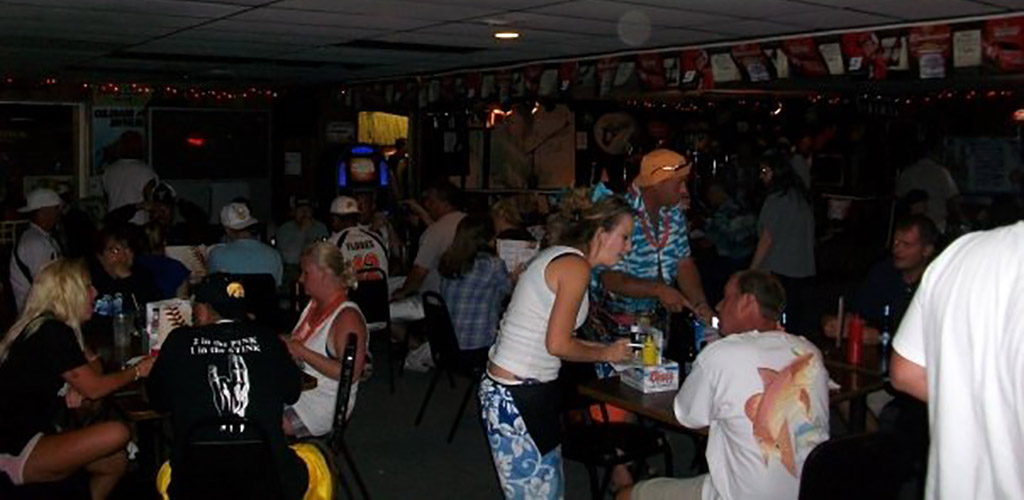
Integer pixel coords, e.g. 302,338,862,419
303,332,371,500
171,415,285,500
413,292,486,444
798,432,912,500
349,266,397,393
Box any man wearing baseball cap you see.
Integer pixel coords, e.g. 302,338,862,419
327,195,389,278
8,188,64,311
588,149,712,350
207,202,283,286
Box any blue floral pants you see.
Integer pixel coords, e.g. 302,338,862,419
479,377,563,500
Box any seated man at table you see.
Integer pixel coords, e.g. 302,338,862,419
621,270,830,500
147,274,314,500
208,202,284,287
822,214,939,344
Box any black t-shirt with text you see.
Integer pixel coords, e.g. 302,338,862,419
0,319,87,453
147,321,305,499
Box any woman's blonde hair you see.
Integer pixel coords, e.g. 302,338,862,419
301,241,358,290
490,197,523,228
0,259,90,364
545,189,633,250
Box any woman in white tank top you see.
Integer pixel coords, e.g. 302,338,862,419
481,192,636,499
282,242,368,438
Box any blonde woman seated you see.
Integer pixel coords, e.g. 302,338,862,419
0,259,155,499
282,242,368,437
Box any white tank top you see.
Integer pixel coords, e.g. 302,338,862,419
489,246,588,383
290,300,364,436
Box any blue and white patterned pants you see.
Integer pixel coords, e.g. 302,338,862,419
479,377,563,500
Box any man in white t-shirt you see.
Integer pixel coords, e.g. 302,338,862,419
102,131,158,214
8,189,63,311
623,270,829,500
891,222,1024,500
895,139,960,233
389,182,465,321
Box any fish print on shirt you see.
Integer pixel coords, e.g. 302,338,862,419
743,351,820,477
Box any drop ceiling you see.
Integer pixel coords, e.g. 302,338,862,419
0,0,1021,84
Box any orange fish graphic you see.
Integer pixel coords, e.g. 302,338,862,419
744,352,817,477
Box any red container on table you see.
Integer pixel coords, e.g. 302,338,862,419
846,315,865,365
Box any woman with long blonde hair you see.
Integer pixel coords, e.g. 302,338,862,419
0,259,155,499
281,242,368,438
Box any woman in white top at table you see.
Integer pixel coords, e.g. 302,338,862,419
481,191,635,500
281,242,368,438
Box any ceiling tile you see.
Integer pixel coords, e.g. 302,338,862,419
851,0,1002,19
769,9,897,29
201,19,387,40
623,0,839,18
475,12,623,36
0,0,247,17
229,8,437,30
527,0,736,28
131,40,301,58
701,19,802,38
0,4,206,28
274,0,505,21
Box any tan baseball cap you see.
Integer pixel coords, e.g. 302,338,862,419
634,149,691,188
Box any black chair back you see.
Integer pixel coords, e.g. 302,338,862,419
421,292,464,371
175,415,283,500
349,267,389,326
328,332,359,452
798,432,912,500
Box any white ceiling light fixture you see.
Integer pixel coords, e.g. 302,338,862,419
494,31,520,40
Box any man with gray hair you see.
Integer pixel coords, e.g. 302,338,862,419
622,270,830,500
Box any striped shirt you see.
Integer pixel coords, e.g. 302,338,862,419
591,185,691,315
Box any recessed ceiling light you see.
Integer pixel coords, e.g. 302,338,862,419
494,31,520,40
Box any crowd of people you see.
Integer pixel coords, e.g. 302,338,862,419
0,125,1021,500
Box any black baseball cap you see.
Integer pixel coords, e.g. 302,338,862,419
193,273,248,320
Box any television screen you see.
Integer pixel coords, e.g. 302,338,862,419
150,109,270,179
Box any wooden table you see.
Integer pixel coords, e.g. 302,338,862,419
579,363,886,433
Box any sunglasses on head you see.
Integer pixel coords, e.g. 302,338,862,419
653,160,692,173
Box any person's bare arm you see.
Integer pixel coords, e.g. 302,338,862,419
890,351,928,402
677,257,711,322
601,270,690,312
545,257,632,363
63,357,155,400
392,265,429,300
330,308,369,382
749,228,773,270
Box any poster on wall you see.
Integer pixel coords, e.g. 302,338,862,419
730,43,773,82
92,107,146,174
489,104,575,188
909,24,951,79
782,38,829,77
983,17,1024,72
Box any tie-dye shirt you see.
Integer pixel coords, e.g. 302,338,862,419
590,184,692,315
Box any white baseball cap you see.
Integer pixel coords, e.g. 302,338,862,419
220,202,258,230
18,188,63,213
330,196,359,216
